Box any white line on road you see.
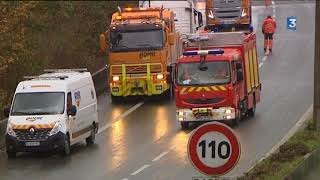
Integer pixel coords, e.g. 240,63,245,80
122,178,129,180
272,1,276,18
152,151,169,162
131,164,150,176
97,102,144,134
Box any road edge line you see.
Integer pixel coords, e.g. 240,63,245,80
245,104,313,174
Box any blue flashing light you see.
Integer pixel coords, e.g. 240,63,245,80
183,51,198,56
183,49,224,56
208,49,224,55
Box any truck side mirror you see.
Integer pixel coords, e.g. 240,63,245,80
198,12,203,27
67,105,77,116
237,70,244,82
99,34,107,52
167,65,172,73
168,33,175,46
3,107,10,118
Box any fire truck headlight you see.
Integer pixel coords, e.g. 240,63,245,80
225,109,232,114
113,76,120,82
156,74,164,80
226,115,232,120
178,117,185,121
178,111,185,116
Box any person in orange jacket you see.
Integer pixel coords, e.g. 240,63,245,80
262,15,276,52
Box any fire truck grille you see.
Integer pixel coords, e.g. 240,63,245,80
184,97,224,105
15,129,51,141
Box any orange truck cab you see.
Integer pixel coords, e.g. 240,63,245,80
175,32,261,129
99,7,181,102
206,0,252,32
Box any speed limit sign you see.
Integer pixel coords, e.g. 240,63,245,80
188,122,241,176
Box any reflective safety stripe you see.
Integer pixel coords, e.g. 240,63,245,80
12,123,55,130
180,86,227,94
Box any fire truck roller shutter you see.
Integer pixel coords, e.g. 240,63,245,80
244,51,252,93
253,46,260,87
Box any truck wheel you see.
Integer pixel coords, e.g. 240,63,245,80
181,122,189,129
86,125,96,145
61,135,71,156
248,97,256,117
6,150,16,158
111,95,122,104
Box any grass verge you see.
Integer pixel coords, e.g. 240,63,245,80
239,118,320,180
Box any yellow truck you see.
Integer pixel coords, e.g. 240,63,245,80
206,0,252,31
99,7,181,102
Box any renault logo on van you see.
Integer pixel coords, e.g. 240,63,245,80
29,128,35,134
26,117,42,122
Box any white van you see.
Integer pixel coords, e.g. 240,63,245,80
3,69,98,157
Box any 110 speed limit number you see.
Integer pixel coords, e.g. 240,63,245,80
188,122,241,176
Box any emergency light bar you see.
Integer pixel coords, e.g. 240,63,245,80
183,49,224,56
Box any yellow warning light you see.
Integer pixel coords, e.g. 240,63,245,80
116,15,122,20
124,7,133,11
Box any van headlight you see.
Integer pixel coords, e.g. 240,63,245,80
49,122,62,136
6,123,16,137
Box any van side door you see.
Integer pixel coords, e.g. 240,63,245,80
67,92,80,140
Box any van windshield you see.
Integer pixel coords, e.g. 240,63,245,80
11,92,65,116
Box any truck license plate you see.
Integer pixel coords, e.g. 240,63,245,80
25,142,40,147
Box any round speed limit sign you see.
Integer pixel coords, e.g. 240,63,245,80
188,122,241,176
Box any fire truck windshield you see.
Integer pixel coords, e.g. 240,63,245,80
177,61,230,86
110,29,164,52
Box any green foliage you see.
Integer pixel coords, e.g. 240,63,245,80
240,119,320,180
0,1,138,118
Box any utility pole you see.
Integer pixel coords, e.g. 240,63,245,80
313,1,320,130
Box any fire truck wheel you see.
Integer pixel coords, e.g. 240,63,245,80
248,97,256,117
181,122,189,129
233,111,241,126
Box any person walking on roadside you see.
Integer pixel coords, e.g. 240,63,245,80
262,15,276,53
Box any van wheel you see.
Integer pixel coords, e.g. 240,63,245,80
61,135,71,156
248,97,256,117
86,125,96,145
7,151,16,158
181,122,189,129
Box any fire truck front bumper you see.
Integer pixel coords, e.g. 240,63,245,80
176,107,236,122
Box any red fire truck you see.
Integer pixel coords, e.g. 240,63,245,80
175,32,261,129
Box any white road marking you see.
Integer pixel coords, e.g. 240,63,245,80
97,102,144,134
272,1,276,18
259,62,263,68
131,164,150,176
152,151,169,162
122,178,129,180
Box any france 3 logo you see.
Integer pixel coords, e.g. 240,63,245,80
287,16,297,31
74,91,81,107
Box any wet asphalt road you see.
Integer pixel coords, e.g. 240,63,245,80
0,1,315,180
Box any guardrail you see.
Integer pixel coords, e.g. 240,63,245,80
0,65,109,150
